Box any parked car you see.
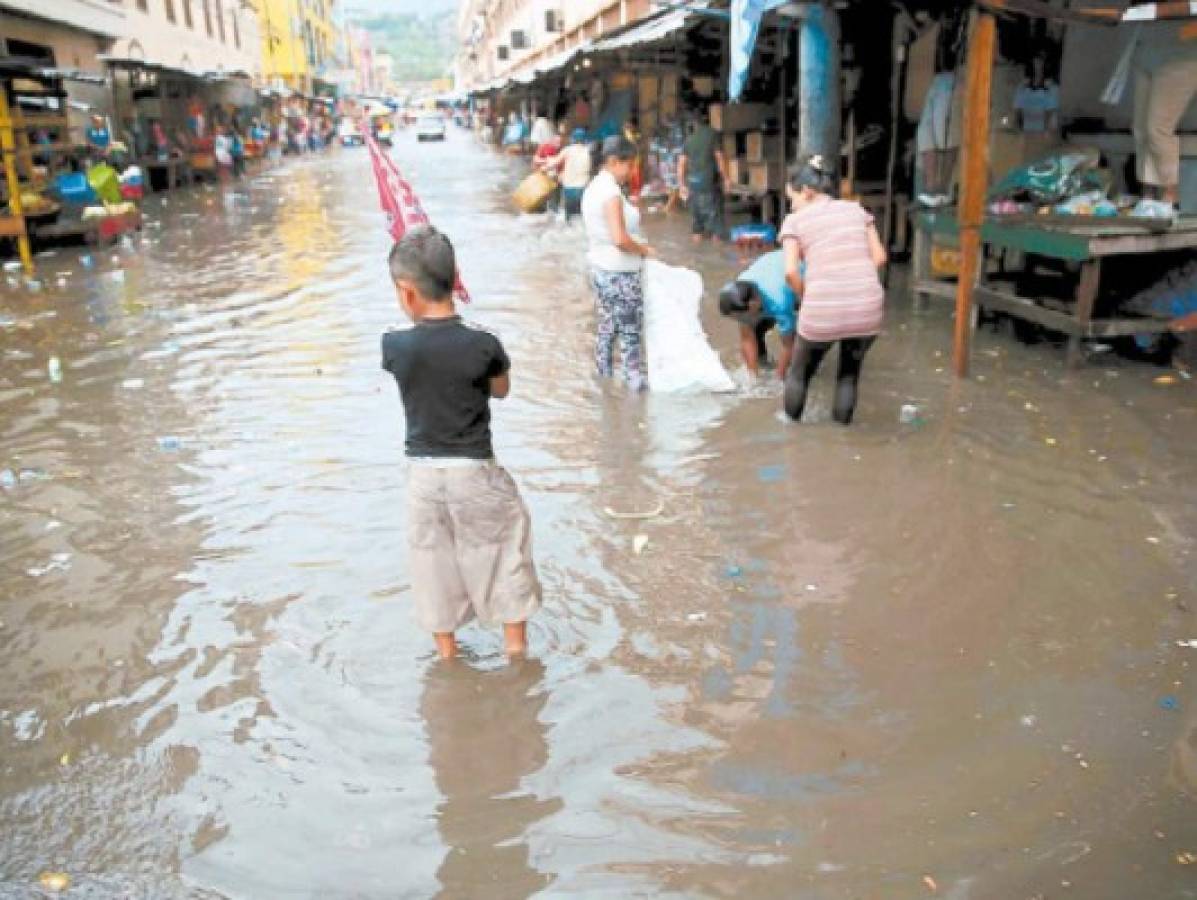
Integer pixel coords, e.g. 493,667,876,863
416,116,446,142
338,118,364,147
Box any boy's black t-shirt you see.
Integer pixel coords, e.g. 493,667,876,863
381,317,510,459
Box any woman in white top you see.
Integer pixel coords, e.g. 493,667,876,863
581,136,655,391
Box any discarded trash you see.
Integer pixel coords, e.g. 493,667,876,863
1154,374,1177,386
27,553,71,578
26,279,42,291
726,565,743,578
1177,851,1197,866
157,435,181,451
80,254,94,268
687,612,707,622
59,752,70,767
603,501,664,520
1176,640,1197,649
633,534,649,555
38,872,70,893
900,404,922,425
922,875,938,893
108,270,125,284
758,464,786,483
1160,695,1180,711
0,469,15,490
47,356,62,383
1020,714,1038,728
121,378,144,390
56,277,68,288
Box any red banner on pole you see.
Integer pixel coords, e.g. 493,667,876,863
365,129,470,303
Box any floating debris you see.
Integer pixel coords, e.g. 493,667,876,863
603,501,664,520
37,872,70,892
633,534,649,555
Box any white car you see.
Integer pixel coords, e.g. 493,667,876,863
416,116,446,142
338,119,364,147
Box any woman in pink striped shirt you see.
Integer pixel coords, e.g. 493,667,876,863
780,156,888,424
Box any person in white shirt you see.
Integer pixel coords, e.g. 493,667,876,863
581,136,655,391
548,129,594,219
529,114,555,149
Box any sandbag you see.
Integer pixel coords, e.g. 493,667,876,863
513,172,557,213
642,259,735,394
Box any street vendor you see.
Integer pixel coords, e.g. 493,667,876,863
1014,51,1060,135
85,115,111,155
1131,19,1197,219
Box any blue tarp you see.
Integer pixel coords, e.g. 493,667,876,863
729,0,789,101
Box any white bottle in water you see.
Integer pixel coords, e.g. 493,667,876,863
47,356,62,383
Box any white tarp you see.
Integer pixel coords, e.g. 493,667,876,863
643,260,735,394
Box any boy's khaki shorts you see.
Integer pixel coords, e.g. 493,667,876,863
407,460,541,633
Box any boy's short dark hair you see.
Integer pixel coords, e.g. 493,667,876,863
388,226,456,300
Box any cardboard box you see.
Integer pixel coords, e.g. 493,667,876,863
692,76,715,97
727,158,749,187
638,75,658,108
710,102,769,133
745,131,765,163
722,132,738,162
748,160,786,192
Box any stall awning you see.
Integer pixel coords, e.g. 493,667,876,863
589,2,708,54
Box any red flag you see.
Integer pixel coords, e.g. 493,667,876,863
365,128,470,303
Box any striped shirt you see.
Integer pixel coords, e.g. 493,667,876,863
780,198,884,342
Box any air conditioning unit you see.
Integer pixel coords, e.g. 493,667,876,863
497,45,509,61
511,30,528,50
545,10,561,33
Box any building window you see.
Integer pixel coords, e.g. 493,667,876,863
183,0,193,28
232,11,240,48
165,0,176,23
4,38,55,66
215,0,226,42
201,0,212,36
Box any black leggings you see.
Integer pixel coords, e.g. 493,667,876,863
783,336,875,424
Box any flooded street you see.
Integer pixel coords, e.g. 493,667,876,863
2,130,1197,898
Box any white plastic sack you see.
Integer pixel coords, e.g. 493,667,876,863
642,259,735,394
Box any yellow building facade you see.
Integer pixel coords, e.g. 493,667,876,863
252,0,340,95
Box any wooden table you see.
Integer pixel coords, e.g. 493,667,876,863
911,210,1197,365
140,157,191,192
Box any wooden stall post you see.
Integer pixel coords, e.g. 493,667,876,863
952,9,996,378
0,87,34,276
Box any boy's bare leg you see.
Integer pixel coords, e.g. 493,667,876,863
739,324,761,377
504,622,528,657
434,632,457,660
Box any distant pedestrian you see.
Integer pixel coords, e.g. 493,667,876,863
85,114,111,156
582,136,655,392
381,226,541,660
780,156,887,425
213,126,233,181
547,128,593,220
677,110,731,243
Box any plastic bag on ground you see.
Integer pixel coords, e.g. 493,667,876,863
642,259,735,394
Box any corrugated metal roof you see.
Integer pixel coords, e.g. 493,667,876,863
589,2,708,54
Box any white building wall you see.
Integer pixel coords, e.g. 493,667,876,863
111,0,262,77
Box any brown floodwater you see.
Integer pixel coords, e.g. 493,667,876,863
1,131,1195,899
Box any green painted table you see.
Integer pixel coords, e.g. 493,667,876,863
911,210,1197,365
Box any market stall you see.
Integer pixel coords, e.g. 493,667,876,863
909,1,1197,371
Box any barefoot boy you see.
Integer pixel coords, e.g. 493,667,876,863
381,226,541,659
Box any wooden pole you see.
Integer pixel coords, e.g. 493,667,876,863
0,86,34,277
952,9,996,378
882,13,907,255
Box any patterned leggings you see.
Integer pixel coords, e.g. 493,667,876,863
591,269,645,386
